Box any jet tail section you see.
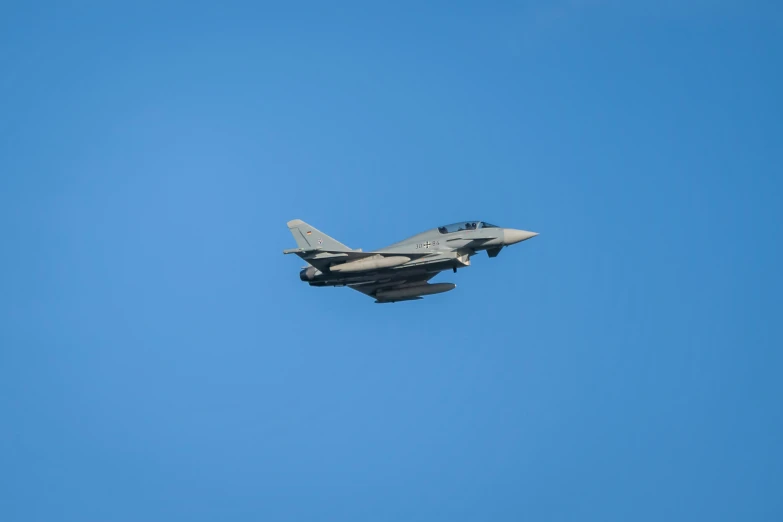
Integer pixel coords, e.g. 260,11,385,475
287,219,352,252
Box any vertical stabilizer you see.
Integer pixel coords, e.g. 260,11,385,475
286,219,352,251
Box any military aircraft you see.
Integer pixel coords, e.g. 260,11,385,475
284,219,538,303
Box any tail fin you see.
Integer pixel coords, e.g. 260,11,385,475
286,219,352,251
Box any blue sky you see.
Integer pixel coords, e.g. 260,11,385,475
1,2,782,521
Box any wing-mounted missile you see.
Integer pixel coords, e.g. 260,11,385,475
330,255,411,273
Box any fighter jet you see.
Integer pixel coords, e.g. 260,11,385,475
284,219,538,303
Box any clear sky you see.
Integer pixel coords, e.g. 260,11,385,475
1,2,782,521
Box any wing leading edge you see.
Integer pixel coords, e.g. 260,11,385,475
285,248,436,271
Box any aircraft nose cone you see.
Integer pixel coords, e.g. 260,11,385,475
504,229,538,245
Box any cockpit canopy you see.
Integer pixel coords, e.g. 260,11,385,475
437,221,498,234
